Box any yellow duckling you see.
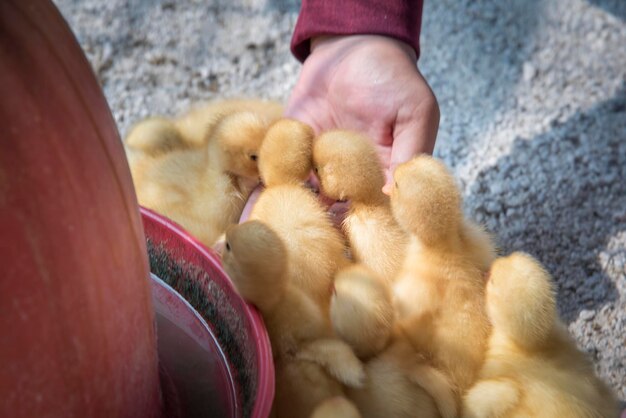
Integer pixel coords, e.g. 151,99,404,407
125,98,283,151
389,155,496,407
222,221,365,418
126,110,273,246
346,332,458,418
313,130,407,283
248,119,348,308
463,252,619,418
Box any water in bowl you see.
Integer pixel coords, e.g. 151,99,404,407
151,274,237,418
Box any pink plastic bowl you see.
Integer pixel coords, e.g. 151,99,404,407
141,207,274,418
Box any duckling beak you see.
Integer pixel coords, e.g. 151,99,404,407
382,169,395,196
213,239,226,258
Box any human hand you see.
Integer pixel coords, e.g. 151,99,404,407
239,34,439,224
285,34,440,192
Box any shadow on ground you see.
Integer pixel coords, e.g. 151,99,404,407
421,0,544,165
467,83,626,322
589,0,626,20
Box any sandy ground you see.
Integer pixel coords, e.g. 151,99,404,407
53,0,625,400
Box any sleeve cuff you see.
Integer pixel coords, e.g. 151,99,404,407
290,0,424,62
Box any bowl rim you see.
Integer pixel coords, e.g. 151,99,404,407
140,207,275,418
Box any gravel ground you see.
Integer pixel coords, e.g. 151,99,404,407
53,0,625,400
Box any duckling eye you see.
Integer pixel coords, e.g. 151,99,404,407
250,154,258,162
314,167,319,174
225,242,231,251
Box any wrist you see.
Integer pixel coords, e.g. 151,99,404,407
310,35,417,63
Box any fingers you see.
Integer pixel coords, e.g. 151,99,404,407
385,92,439,194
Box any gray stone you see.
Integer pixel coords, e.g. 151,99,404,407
579,309,596,322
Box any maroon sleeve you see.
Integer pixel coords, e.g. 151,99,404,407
290,0,424,62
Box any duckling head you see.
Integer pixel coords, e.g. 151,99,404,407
222,220,288,312
125,117,183,156
258,119,314,187
390,155,462,246
211,111,271,179
313,130,386,205
487,252,556,348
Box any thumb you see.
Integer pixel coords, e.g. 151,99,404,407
384,99,439,194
